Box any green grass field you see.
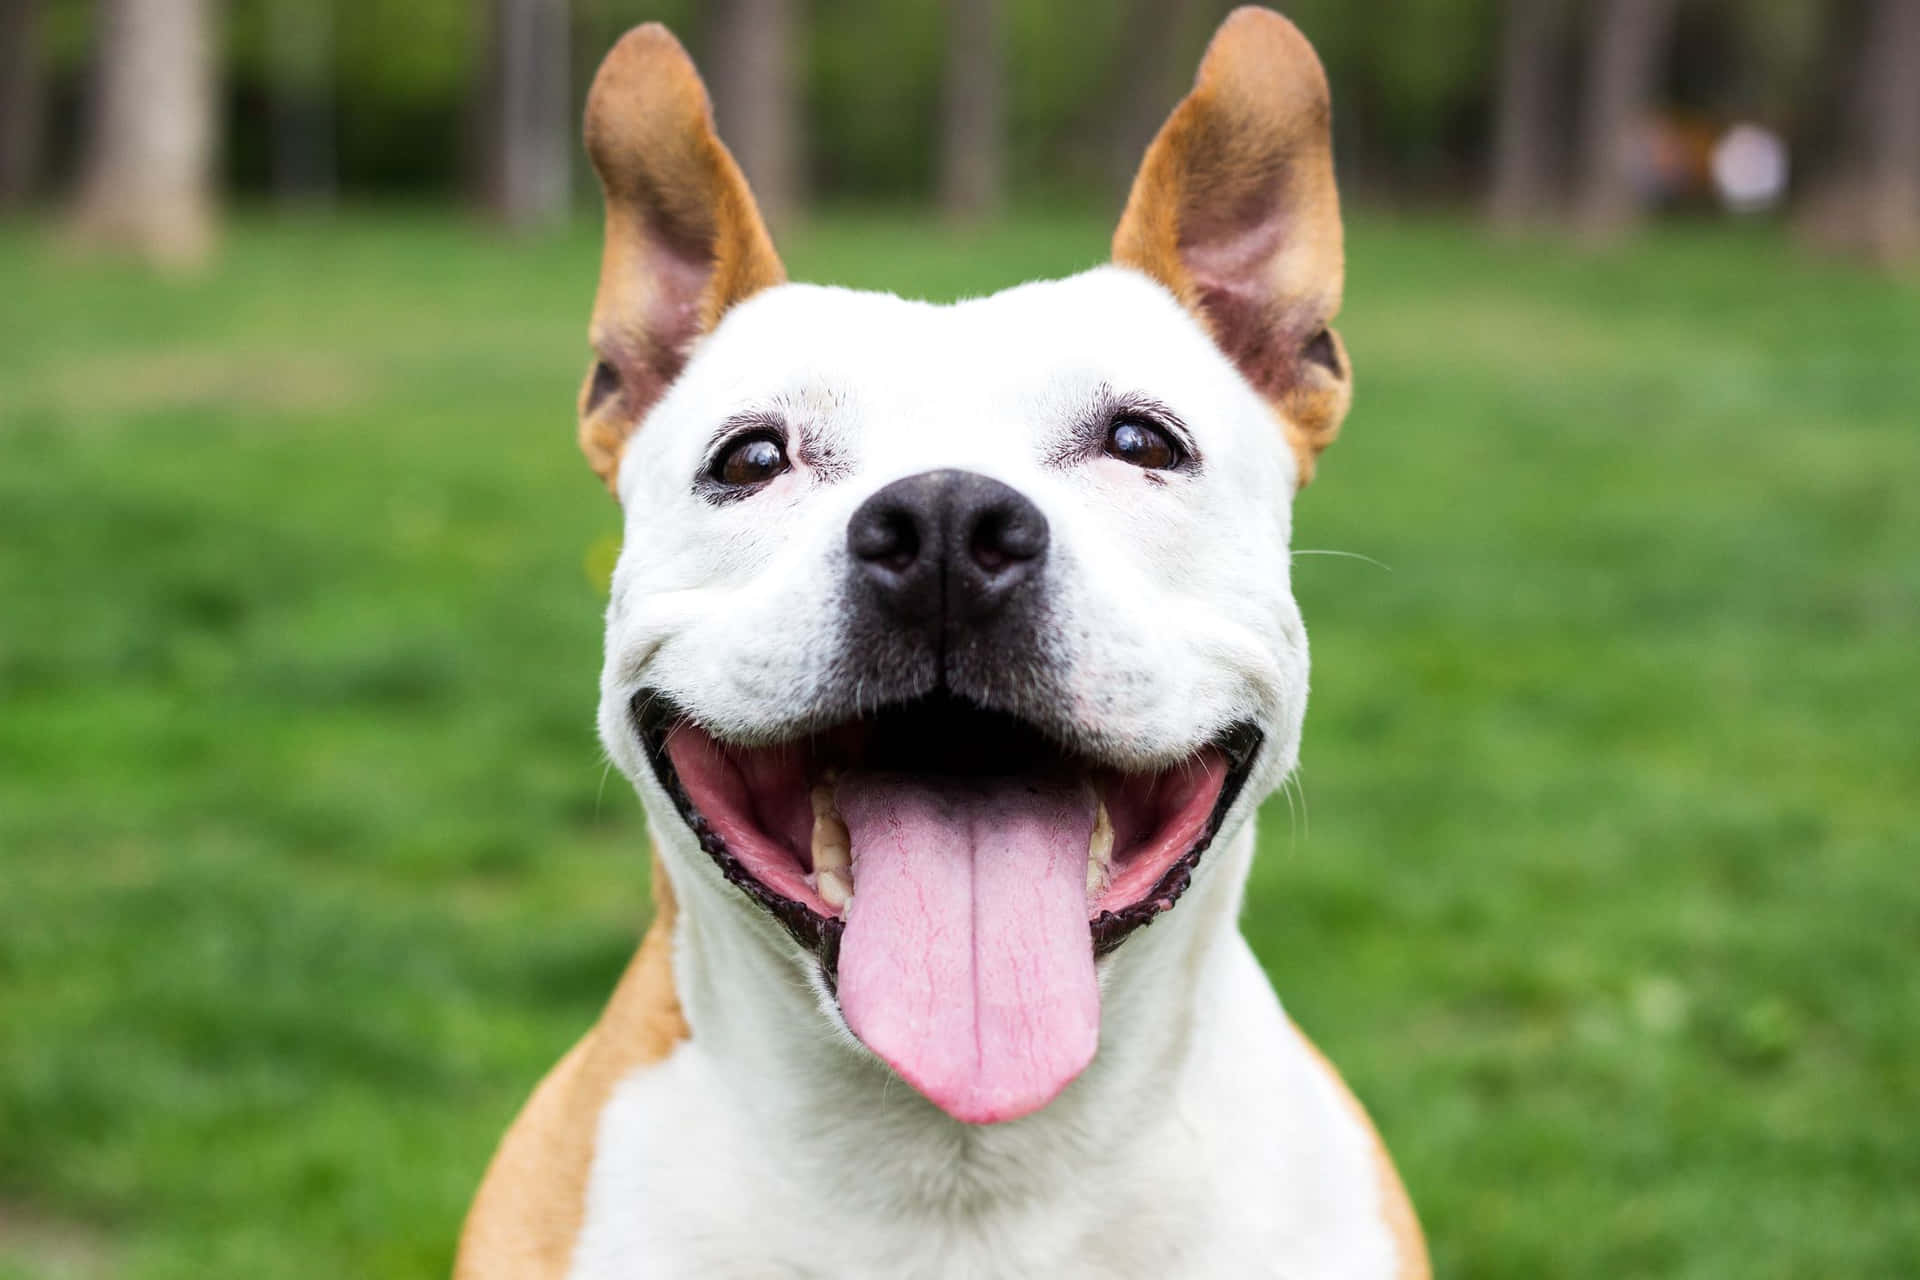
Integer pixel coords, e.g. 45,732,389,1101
2,210,1916,1278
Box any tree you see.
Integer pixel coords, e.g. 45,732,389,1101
266,0,336,205
1571,0,1675,242
1489,0,1568,229
69,0,220,266
0,0,44,208
1805,0,1920,264
479,0,571,231
703,0,801,229
938,0,1003,222
1087,0,1208,201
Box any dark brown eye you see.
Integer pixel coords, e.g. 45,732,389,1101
1104,418,1182,470
714,435,789,488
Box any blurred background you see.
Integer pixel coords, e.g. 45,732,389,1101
1,1,1916,1277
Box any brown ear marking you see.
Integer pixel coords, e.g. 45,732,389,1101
578,24,787,492
1112,6,1351,485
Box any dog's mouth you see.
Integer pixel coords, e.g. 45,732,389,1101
635,691,1258,1124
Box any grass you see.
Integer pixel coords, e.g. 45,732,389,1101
1,207,1915,1278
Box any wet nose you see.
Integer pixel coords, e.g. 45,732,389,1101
846,469,1049,623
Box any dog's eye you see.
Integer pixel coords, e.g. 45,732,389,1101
1104,418,1182,471
713,434,789,488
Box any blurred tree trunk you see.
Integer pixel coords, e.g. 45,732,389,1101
480,0,571,231
1489,0,1566,229
0,0,44,207
1092,0,1205,200
266,0,335,206
1572,0,1674,242
1849,0,1920,264
68,0,219,267
938,0,1002,222
1803,0,1920,265
703,0,801,230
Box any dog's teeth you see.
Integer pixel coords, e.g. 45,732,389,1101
810,785,850,864
813,827,850,875
1086,797,1114,898
817,867,852,911
810,784,852,910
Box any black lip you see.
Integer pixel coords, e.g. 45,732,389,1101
636,696,846,981
631,691,1262,988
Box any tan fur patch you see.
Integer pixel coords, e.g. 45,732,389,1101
453,858,688,1279
1293,1023,1431,1279
1112,6,1352,484
577,24,786,491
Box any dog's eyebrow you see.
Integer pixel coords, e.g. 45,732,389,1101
792,422,853,485
702,409,787,458
1044,384,1201,471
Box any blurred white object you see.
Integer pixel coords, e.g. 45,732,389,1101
1712,123,1789,213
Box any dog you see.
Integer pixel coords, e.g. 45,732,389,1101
456,8,1427,1277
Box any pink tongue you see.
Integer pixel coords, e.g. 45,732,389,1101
833,774,1100,1125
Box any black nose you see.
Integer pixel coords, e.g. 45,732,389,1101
847,469,1049,623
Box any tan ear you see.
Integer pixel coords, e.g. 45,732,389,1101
1112,7,1350,485
578,24,786,491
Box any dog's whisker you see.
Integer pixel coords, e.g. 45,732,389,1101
1291,548,1394,573
595,755,617,818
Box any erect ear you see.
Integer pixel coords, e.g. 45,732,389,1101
577,24,786,492
1112,7,1350,486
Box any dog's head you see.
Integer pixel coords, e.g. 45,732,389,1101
586,9,1349,1126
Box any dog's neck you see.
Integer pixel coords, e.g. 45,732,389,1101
648,817,1260,1216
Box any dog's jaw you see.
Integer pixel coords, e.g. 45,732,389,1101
632,695,1272,1123
603,665,1303,1129
646,767,1273,1168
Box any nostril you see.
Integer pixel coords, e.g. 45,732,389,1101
971,514,1013,573
969,504,1048,575
972,538,1008,572
850,506,922,574
876,511,919,573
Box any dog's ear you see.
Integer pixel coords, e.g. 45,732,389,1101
1112,7,1349,485
578,24,786,491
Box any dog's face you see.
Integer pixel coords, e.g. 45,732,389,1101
584,11,1350,1127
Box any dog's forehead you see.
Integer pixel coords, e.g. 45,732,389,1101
671,266,1246,439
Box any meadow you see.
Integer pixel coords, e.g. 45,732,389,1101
1,210,1915,1278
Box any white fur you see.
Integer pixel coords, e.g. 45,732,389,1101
576,267,1400,1277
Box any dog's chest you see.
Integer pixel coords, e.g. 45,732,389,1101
570,1067,1190,1278
563,950,1400,1280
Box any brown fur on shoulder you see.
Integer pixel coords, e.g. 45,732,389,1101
454,859,689,1279
1293,1023,1430,1279
1112,6,1352,485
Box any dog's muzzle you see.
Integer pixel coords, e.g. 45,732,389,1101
630,470,1267,1124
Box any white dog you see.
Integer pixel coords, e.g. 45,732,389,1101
458,8,1427,1277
